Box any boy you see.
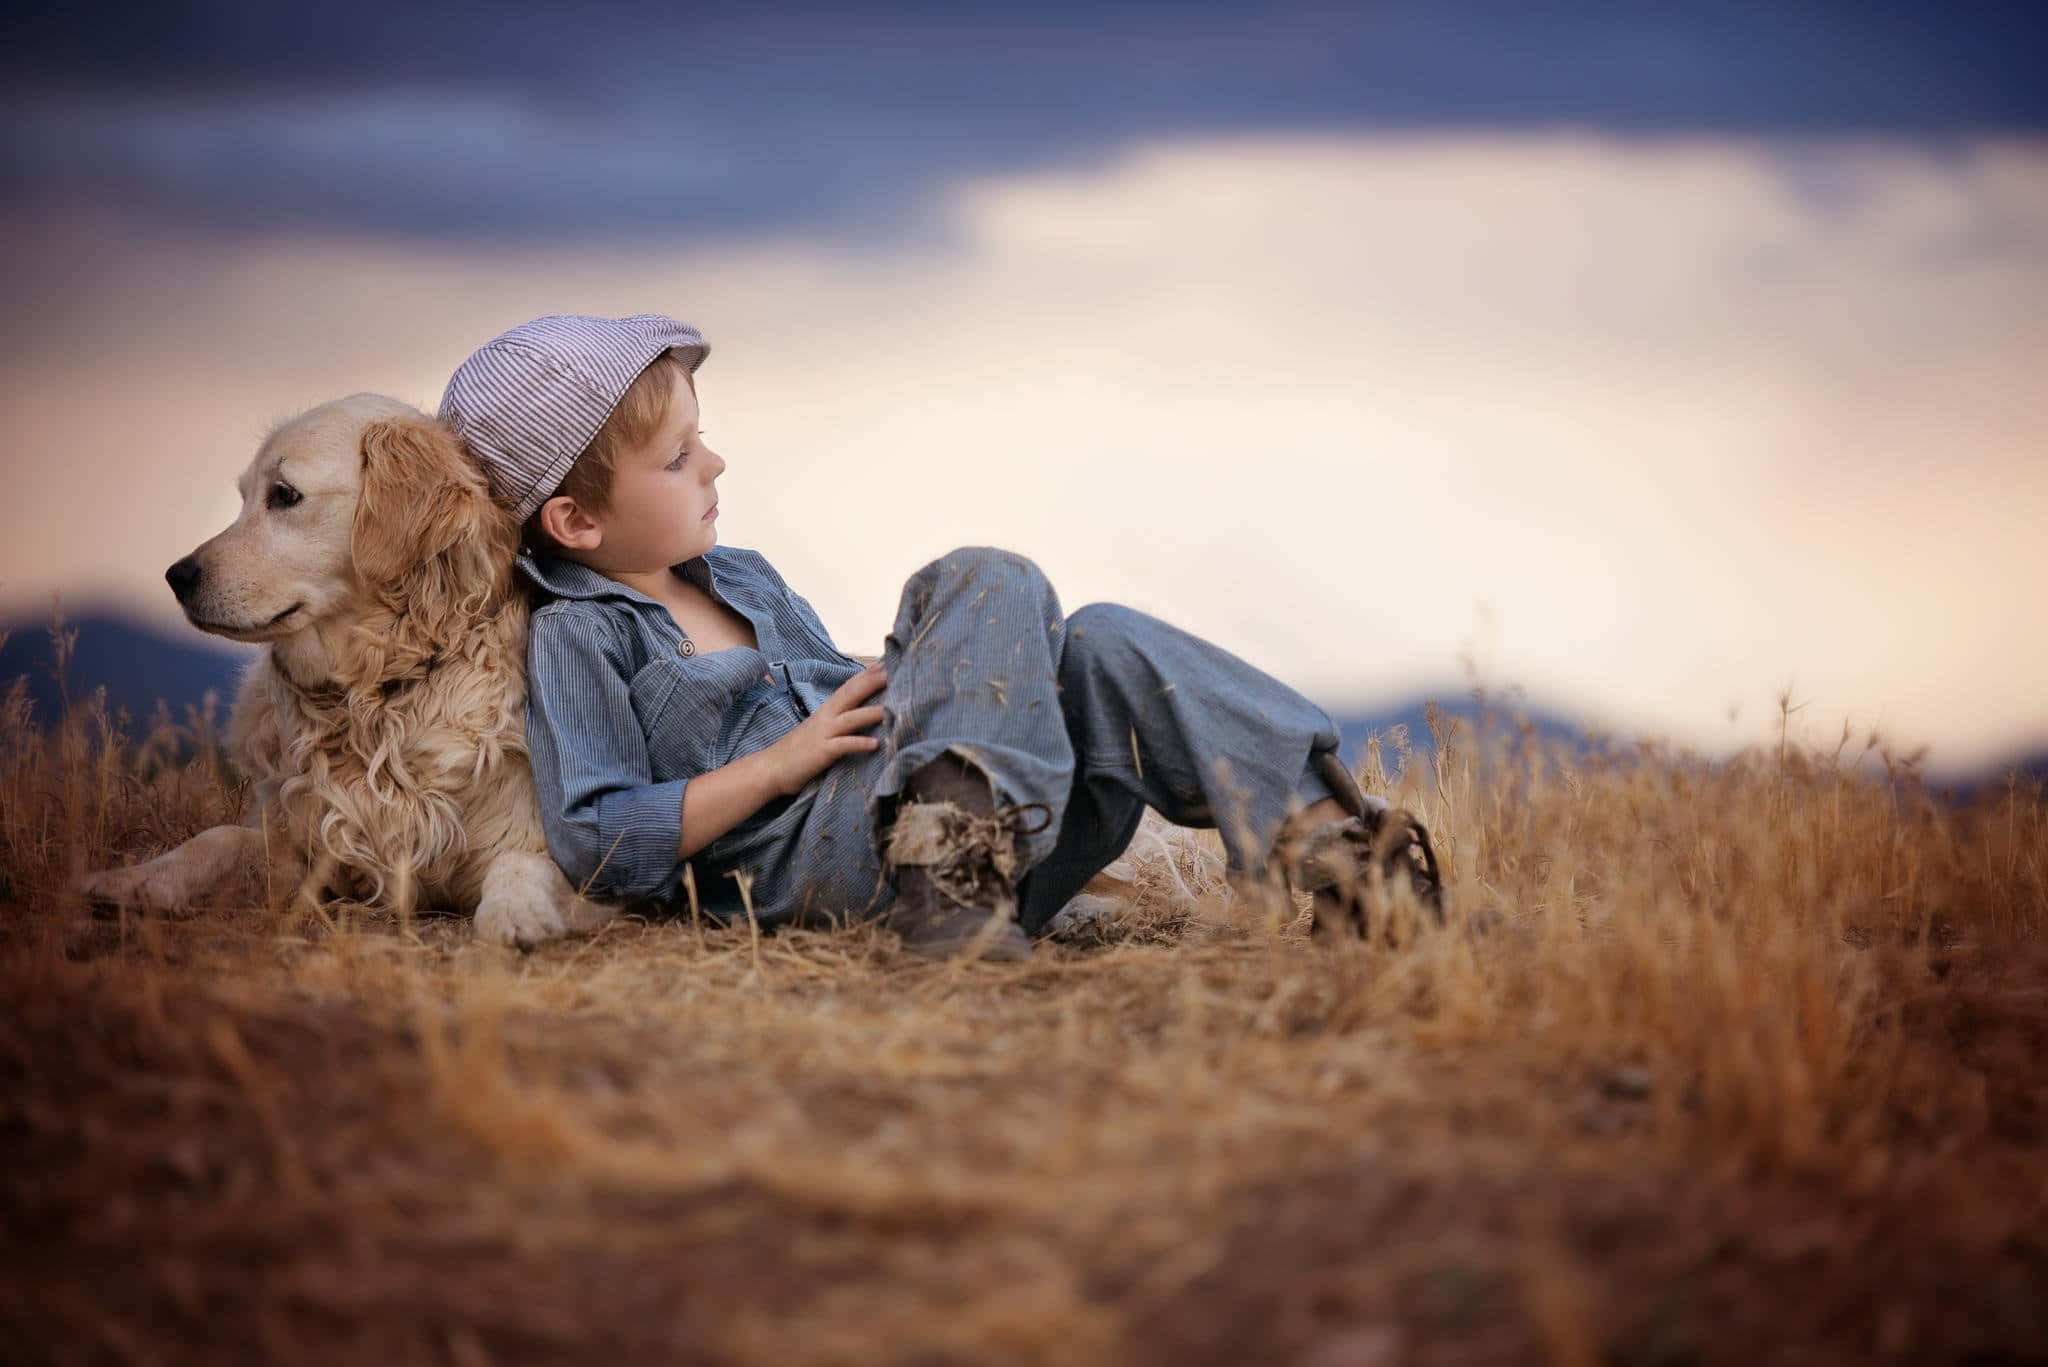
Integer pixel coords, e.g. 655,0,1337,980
441,313,1440,960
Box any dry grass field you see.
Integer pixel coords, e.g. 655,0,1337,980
3,636,2044,1365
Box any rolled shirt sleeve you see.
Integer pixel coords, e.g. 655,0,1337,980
524,606,689,901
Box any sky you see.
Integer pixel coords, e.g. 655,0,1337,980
2,1,2044,769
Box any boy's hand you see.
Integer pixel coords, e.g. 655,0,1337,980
766,663,888,797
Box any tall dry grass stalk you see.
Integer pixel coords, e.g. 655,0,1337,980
1,658,2042,1365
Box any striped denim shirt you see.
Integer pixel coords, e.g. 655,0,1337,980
518,546,866,904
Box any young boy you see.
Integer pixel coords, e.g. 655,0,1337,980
440,313,1440,960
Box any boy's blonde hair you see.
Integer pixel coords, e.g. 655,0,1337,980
523,352,695,552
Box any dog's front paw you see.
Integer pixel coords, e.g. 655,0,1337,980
77,863,186,914
474,881,569,949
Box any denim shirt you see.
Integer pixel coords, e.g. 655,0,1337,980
519,546,866,904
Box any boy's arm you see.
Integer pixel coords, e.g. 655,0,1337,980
673,663,888,854
527,609,785,897
672,748,786,860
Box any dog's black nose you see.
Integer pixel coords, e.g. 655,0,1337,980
165,558,203,602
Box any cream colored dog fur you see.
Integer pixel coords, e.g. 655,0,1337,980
80,394,607,947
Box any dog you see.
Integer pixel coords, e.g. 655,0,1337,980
80,394,608,947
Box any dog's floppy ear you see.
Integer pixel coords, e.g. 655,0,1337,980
352,415,515,609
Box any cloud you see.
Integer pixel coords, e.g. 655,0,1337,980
2,3,2044,241
2,130,2044,767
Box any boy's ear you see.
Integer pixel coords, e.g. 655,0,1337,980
536,493,603,552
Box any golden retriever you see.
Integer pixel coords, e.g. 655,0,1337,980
80,394,608,947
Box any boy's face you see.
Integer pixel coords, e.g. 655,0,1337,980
572,376,723,574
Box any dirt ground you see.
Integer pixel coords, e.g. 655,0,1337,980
3,693,2044,1365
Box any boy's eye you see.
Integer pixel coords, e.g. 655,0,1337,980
267,482,303,510
666,433,703,472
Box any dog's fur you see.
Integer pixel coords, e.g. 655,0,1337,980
81,394,607,946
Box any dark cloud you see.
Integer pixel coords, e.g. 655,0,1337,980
2,0,2043,243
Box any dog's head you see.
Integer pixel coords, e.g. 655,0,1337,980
169,394,515,646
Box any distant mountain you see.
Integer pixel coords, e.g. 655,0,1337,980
1327,695,1593,771
0,611,253,729
1937,746,2048,803
1327,694,2047,803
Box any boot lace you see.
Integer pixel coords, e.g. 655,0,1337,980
885,799,1054,911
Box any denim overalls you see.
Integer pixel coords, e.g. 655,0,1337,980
522,545,1343,934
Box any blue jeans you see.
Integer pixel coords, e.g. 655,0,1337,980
720,547,1341,935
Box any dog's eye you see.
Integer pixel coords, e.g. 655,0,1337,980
267,482,303,510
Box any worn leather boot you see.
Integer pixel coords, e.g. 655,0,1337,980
1274,752,1445,939
881,752,1050,962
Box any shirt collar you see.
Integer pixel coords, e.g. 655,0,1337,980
515,548,724,605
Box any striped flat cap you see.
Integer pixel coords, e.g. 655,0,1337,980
439,313,709,522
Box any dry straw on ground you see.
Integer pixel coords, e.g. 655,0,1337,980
2,630,2043,1365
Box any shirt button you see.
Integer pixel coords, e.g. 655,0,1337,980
678,639,696,657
